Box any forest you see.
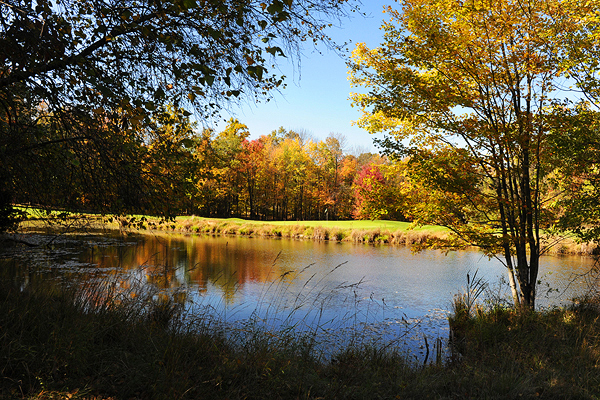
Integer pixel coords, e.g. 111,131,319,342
3,103,409,222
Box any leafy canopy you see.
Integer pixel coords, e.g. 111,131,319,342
348,0,600,308
1,0,357,119
0,0,359,225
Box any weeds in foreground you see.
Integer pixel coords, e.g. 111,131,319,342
448,286,600,398
4,267,600,399
0,275,426,400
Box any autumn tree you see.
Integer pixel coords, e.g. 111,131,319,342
309,133,348,219
259,129,296,220
0,0,358,228
545,2,600,244
352,160,408,221
349,0,595,308
336,154,358,219
191,118,249,217
142,105,198,214
239,137,266,219
548,106,600,243
187,127,217,215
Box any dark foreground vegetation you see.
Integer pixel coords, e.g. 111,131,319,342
2,276,600,400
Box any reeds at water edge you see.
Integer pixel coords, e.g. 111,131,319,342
4,244,600,399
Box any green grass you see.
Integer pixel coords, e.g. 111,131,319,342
16,205,444,232
176,217,446,233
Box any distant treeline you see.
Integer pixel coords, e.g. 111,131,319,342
5,106,407,223
183,120,407,221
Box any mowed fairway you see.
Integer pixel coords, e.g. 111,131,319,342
175,216,447,234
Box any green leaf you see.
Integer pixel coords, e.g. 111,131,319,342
121,9,132,20
191,85,204,95
247,66,264,80
97,85,112,97
267,1,283,14
266,46,285,57
154,88,165,100
272,11,289,22
181,138,194,148
182,0,197,9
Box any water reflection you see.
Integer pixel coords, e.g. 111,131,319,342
1,232,598,360
78,235,302,301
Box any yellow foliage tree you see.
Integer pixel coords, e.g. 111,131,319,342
349,0,600,308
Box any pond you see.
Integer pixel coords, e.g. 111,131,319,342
1,231,597,361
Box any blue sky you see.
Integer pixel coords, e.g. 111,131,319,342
213,1,392,154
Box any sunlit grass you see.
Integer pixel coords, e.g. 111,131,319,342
168,216,449,246
179,217,446,233
13,205,594,254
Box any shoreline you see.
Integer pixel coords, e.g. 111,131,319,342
14,212,598,256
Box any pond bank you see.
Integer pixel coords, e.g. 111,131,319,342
17,210,597,255
18,212,448,245
169,216,448,247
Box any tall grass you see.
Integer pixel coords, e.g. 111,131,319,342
447,275,600,398
0,262,439,400
4,264,600,399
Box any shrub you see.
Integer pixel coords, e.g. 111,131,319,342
333,230,347,241
239,225,254,235
303,227,314,238
313,226,329,240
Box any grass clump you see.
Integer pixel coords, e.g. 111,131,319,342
238,224,255,235
332,230,347,241
302,226,314,238
447,289,600,398
313,226,330,241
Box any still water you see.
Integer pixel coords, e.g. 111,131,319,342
1,231,597,360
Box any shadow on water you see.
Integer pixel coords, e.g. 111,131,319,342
1,230,596,364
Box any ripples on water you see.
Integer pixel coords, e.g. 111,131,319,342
0,231,596,363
